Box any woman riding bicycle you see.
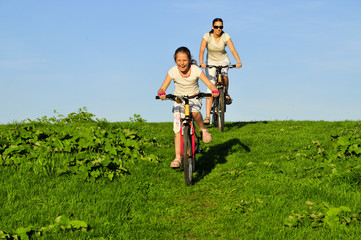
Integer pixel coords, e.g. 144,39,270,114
157,46,219,168
199,18,242,124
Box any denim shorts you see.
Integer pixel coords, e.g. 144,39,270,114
172,98,202,133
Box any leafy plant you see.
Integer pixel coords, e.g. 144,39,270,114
0,215,88,239
330,131,361,160
284,201,360,228
0,110,158,181
285,140,327,162
25,107,107,124
129,114,147,123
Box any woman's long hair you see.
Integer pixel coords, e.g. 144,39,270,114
209,18,224,36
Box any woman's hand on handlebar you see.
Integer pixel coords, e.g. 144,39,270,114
236,63,242,68
200,63,207,69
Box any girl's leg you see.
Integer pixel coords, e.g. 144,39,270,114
192,112,212,143
192,112,205,131
222,75,229,93
175,131,181,159
205,96,213,122
205,67,216,122
222,75,232,104
170,131,182,168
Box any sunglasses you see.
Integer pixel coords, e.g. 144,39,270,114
213,26,223,29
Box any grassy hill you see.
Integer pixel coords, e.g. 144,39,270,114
1,116,361,239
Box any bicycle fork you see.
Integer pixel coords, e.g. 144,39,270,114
180,122,196,157
181,98,196,158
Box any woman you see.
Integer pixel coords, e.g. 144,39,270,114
199,18,242,124
157,47,219,168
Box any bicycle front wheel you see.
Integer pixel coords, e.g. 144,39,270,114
218,90,225,131
183,125,194,186
212,97,219,128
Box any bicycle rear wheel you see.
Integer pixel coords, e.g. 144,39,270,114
182,125,194,186
218,90,225,131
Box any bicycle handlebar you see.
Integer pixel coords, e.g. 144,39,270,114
155,92,212,100
204,64,237,69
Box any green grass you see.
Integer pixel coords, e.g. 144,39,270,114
1,120,361,239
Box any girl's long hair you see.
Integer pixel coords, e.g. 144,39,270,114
209,18,224,36
173,46,197,65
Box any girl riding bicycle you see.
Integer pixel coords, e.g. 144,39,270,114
157,46,219,168
199,18,242,124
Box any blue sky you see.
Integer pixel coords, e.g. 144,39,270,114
1,0,361,124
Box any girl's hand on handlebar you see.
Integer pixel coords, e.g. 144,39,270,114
236,63,242,68
211,90,219,98
200,63,206,69
158,92,166,100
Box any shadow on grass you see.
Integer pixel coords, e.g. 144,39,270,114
224,121,268,130
194,138,250,183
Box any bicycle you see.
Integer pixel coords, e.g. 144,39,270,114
206,64,237,131
156,92,211,186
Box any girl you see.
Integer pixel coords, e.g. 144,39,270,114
157,46,219,168
199,18,242,124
